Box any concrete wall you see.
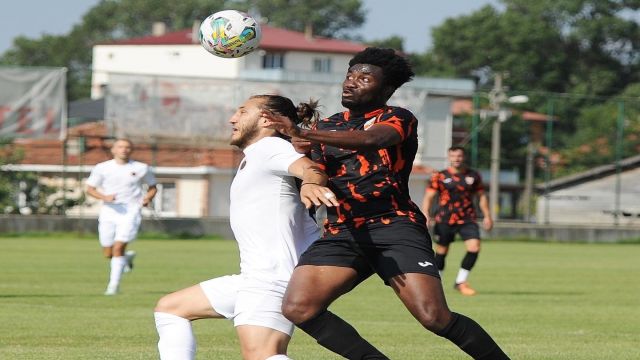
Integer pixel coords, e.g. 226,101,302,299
536,168,640,225
2,216,639,243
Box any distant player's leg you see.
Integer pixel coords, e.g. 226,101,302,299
97,217,121,295
455,223,481,296
106,206,142,294
283,263,389,359
434,223,454,278
154,284,224,360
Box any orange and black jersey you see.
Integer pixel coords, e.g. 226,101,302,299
311,106,426,234
428,168,484,225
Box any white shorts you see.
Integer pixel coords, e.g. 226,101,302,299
98,203,142,247
199,274,294,336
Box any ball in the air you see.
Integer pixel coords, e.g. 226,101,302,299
199,10,261,58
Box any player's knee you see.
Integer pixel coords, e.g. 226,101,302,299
154,294,179,314
281,296,316,324
417,306,451,333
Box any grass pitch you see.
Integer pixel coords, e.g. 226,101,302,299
0,234,638,359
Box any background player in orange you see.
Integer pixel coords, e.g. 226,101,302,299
422,146,493,296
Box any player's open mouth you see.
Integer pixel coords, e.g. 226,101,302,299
342,91,353,97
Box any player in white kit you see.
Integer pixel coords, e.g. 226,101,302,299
153,95,339,360
86,139,157,295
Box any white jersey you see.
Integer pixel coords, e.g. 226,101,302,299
86,159,156,205
229,137,321,282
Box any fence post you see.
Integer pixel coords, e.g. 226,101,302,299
471,93,479,169
614,100,625,225
543,98,554,225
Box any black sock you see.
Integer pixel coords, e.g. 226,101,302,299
461,251,479,271
297,310,389,360
435,253,446,271
437,312,510,360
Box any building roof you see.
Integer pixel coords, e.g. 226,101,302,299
535,154,640,193
106,24,366,54
451,99,554,121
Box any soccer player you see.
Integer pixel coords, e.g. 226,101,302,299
153,95,345,360
86,138,157,296
422,146,493,296
263,47,510,359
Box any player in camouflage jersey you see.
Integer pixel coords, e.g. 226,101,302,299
264,47,509,360
422,146,493,296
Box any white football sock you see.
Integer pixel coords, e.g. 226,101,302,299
108,256,127,287
154,312,196,360
455,268,470,284
264,355,293,360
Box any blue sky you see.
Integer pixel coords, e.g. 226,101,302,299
0,0,500,54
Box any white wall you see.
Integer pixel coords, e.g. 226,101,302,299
92,45,243,98
176,178,207,217
536,167,640,225
208,173,233,217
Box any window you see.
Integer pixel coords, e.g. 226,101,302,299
313,57,332,73
152,182,177,216
262,52,285,69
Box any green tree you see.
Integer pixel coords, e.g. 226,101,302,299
366,35,405,52
248,0,365,38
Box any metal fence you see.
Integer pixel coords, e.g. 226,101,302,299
459,89,640,226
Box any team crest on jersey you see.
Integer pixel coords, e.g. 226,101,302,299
363,118,376,130
443,178,453,184
131,172,136,176
465,176,475,185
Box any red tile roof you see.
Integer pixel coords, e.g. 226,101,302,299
106,24,365,54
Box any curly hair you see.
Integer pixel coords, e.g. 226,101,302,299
348,47,414,90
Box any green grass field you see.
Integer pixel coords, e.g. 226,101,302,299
1,235,638,359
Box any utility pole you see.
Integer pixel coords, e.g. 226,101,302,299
488,73,507,221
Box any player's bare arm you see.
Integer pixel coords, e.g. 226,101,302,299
86,185,115,202
142,185,158,207
263,111,402,150
288,157,338,209
422,189,438,226
478,192,493,231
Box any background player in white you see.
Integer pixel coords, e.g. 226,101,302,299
86,139,157,295
153,95,339,360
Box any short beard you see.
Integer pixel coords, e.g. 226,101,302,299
230,125,260,149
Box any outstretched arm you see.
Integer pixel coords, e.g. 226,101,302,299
288,157,339,209
262,111,401,150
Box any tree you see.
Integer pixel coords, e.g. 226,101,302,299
365,35,405,52
0,139,82,215
248,0,365,38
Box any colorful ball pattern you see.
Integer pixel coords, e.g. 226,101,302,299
199,10,261,58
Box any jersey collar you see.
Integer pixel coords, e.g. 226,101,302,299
344,107,386,121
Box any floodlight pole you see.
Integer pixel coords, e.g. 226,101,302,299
488,74,506,221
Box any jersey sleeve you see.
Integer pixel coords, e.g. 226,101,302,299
142,165,157,186
374,108,416,141
261,137,305,175
85,164,103,187
473,171,485,193
427,172,441,192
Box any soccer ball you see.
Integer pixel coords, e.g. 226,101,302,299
199,10,261,58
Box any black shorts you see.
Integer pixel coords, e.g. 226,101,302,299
434,222,480,246
297,217,440,285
